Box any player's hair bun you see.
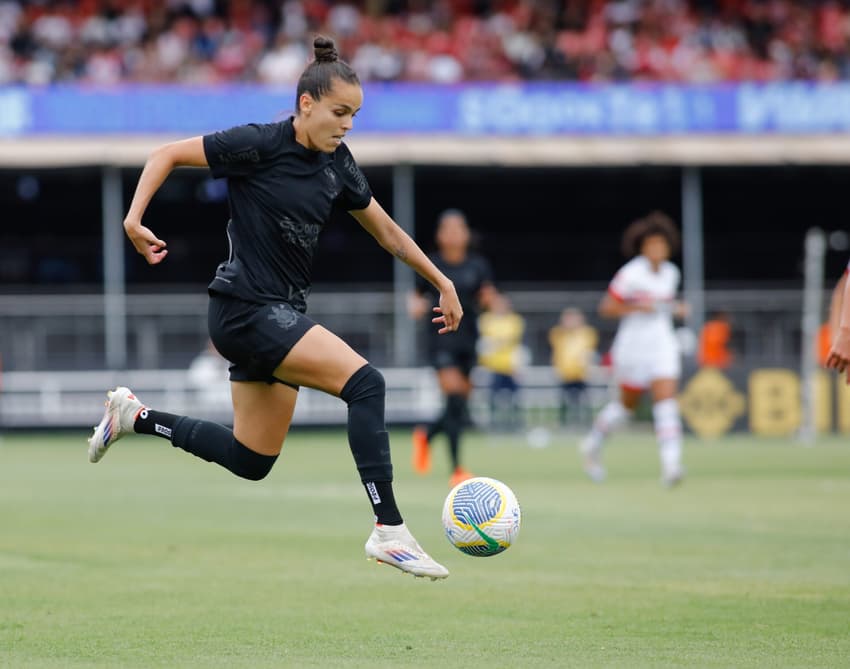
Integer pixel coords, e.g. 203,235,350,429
313,36,339,63
295,34,358,114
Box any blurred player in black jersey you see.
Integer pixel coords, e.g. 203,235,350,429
87,36,461,580
408,209,496,488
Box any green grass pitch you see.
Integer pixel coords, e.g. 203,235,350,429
2,428,850,668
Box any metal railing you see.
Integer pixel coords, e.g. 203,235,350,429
0,365,614,430
0,287,817,373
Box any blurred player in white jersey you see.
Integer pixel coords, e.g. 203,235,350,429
825,257,850,380
580,212,688,486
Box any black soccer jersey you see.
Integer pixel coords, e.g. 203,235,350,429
202,117,372,312
415,252,493,351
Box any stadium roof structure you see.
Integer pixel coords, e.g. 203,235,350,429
4,134,850,167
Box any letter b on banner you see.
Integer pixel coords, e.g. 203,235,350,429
749,369,801,436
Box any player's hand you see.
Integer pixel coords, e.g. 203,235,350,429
434,283,463,334
674,301,691,319
825,328,850,383
125,222,168,265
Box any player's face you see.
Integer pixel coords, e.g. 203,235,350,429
562,310,583,329
436,214,470,253
641,234,670,265
300,79,363,153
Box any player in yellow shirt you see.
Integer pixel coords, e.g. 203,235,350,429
549,308,597,428
478,294,526,431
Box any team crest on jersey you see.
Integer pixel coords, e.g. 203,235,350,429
267,303,299,330
323,166,343,199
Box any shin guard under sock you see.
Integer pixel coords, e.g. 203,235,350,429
173,417,277,481
340,364,402,525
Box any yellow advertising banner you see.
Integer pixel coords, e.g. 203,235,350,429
680,367,850,438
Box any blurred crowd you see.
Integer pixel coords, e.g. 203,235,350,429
3,0,850,85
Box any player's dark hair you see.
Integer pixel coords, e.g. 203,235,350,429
437,208,468,227
436,208,482,250
295,36,360,112
621,211,681,258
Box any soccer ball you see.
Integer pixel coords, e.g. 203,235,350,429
442,477,521,557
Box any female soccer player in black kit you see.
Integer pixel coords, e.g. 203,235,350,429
409,210,495,487
87,37,462,580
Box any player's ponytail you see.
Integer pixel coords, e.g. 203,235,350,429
295,36,360,112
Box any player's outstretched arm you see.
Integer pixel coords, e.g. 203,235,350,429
124,137,208,265
350,198,462,334
825,272,850,382
598,293,654,320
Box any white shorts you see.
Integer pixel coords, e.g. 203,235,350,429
611,346,681,390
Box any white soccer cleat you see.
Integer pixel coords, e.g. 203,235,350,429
662,465,685,488
365,522,449,580
87,386,145,463
583,459,607,483
579,435,606,483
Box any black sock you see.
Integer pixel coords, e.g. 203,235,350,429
171,417,277,481
340,364,402,525
426,414,444,441
447,432,460,470
136,409,276,481
444,394,466,471
134,408,180,440
364,481,403,525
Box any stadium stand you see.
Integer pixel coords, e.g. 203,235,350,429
3,0,850,85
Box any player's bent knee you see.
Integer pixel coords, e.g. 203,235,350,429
339,364,385,404
230,438,279,481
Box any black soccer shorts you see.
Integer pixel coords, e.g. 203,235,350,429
429,346,477,377
208,291,316,387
